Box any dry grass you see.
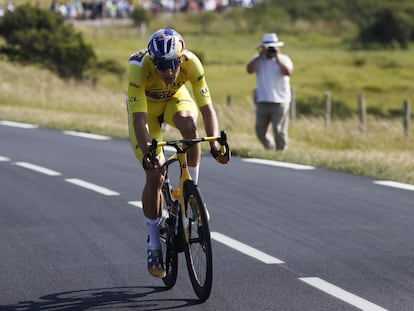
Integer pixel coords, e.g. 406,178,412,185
0,61,127,137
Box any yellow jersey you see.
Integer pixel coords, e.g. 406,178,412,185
127,48,212,114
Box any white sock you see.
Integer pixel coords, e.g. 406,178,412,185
188,165,199,184
146,217,161,250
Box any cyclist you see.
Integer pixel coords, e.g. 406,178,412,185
126,28,229,278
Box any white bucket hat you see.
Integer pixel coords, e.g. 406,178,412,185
259,33,284,47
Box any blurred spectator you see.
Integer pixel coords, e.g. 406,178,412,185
45,0,258,20
246,33,293,151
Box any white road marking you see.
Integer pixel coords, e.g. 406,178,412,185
299,277,388,311
374,180,414,192
241,158,315,170
63,131,111,141
0,120,38,129
13,162,61,176
0,155,11,161
65,178,119,196
128,201,143,208
211,231,284,264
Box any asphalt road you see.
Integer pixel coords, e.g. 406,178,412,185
1,121,413,311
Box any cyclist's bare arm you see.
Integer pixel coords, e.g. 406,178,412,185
133,111,160,169
199,105,228,164
200,104,219,138
133,112,149,150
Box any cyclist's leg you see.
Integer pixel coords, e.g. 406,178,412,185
164,86,200,182
131,99,166,219
129,98,167,277
146,112,167,277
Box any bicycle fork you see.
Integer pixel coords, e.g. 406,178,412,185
176,152,193,244
162,176,179,228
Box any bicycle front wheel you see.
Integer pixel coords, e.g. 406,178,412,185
182,180,213,302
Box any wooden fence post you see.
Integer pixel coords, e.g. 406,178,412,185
358,93,367,132
324,91,331,128
226,95,232,107
403,100,411,137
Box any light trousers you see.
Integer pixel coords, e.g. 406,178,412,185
255,102,289,151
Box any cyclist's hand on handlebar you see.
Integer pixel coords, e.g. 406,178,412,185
210,145,229,164
143,154,163,170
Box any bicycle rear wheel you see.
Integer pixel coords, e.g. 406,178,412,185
160,213,178,289
182,180,213,301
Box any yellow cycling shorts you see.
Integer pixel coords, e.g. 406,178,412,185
127,86,199,166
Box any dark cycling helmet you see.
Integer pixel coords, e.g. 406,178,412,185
148,28,185,71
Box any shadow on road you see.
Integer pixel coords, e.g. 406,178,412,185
0,286,201,310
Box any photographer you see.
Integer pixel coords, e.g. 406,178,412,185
246,33,293,151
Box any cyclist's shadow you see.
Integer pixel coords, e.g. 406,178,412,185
0,286,200,310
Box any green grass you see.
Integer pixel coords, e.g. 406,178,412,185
79,15,414,115
1,13,414,184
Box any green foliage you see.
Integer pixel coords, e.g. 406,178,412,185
0,4,96,79
224,8,246,33
199,12,217,33
130,7,150,26
89,59,126,83
242,3,289,34
357,3,414,49
296,96,323,116
296,96,353,119
366,106,387,117
227,0,414,47
187,11,217,34
268,0,347,21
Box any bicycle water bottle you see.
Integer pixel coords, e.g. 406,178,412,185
170,188,179,216
163,179,179,217
172,188,180,199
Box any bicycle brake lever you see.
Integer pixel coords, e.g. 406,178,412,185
148,138,158,166
217,130,231,162
218,130,227,145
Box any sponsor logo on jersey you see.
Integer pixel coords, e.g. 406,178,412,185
197,74,205,82
129,82,140,88
145,90,178,99
200,87,210,96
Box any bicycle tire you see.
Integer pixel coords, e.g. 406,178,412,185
160,212,178,289
182,180,213,301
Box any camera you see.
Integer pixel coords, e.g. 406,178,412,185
267,47,277,54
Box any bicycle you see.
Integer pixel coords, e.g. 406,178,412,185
148,130,230,302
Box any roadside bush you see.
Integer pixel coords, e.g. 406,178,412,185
130,7,150,27
356,3,414,49
242,3,290,34
297,96,353,119
188,12,217,34
366,106,387,117
0,4,96,79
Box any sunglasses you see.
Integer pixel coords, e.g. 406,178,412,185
154,58,182,71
